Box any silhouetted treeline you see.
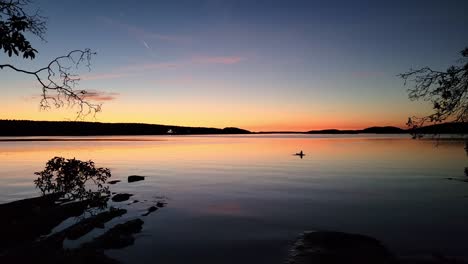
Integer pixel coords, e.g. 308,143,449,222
0,120,251,136
1,120,467,136
306,124,468,134
307,126,406,134
254,126,407,134
410,122,468,135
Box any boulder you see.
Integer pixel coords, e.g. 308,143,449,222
287,231,397,264
111,193,133,202
128,175,145,183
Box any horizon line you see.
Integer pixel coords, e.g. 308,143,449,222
0,118,413,133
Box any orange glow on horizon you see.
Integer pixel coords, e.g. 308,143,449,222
1,90,416,132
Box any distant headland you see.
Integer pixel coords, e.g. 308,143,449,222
0,120,467,136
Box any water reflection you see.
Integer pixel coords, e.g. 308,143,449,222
0,135,468,263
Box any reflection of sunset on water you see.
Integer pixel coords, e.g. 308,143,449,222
1,135,468,261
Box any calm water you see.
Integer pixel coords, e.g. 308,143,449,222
1,134,468,263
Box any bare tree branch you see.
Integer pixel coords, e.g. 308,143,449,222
399,47,468,130
0,49,101,119
1,1,103,119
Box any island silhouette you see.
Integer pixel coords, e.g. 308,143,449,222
1,120,467,137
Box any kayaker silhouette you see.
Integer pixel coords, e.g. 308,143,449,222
295,150,305,159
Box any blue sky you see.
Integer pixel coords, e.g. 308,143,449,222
1,0,468,130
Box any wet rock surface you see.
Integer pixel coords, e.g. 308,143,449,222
287,231,397,264
1,218,144,264
156,201,166,208
82,218,144,250
56,208,127,240
287,231,468,264
128,175,145,183
0,193,160,264
107,180,121,184
0,179,166,263
142,206,158,216
111,193,133,202
0,193,91,250
0,157,168,264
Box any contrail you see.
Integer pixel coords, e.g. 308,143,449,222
142,40,151,50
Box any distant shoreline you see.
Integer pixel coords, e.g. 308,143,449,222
0,120,467,137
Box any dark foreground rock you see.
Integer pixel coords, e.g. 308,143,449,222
0,194,139,264
287,231,397,264
53,208,127,241
111,193,133,202
128,175,145,183
288,231,468,264
82,218,144,250
1,219,143,264
0,193,91,250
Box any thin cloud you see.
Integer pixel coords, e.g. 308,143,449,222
191,56,244,65
27,90,119,102
80,55,246,82
80,90,120,102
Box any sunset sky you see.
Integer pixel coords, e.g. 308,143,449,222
2,0,468,131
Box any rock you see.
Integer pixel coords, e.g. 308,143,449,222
82,219,144,250
287,231,397,264
127,200,139,205
111,193,133,202
58,208,127,240
128,175,145,183
156,201,166,208
399,255,468,264
0,194,91,250
107,180,121,185
0,196,140,264
142,206,158,216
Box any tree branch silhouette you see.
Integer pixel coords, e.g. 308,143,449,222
1,0,101,119
0,49,101,118
399,47,468,130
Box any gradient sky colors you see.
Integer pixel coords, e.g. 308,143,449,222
1,0,468,131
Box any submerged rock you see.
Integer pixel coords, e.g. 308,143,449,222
111,193,133,202
128,175,145,183
127,200,139,205
142,206,158,216
58,208,127,240
82,219,144,250
287,231,397,264
107,180,121,185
